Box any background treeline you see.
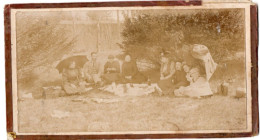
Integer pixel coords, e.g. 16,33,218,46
120,9,245,67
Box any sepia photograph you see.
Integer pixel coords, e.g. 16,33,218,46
8,2,255,136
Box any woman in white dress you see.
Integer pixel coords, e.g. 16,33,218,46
174,67,213,98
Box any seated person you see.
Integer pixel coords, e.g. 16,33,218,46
183,64,193,85
172,62,190,90
183,64,191,74
62,61,85,95
157,52,175,95
174,67,213,98
82,52,102,86
185,73,193,84
121,54,147,84
102,55,121,84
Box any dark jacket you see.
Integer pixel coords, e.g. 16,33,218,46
173,70,189,88
104,60,120,74
122,61,138,77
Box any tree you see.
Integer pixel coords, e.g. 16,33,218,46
120,9,244,68
16,12,76,80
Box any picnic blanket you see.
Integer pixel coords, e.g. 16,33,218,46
99,83,161,97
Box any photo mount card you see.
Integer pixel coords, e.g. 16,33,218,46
4,0,258,139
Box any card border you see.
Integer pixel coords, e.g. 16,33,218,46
4,1,259,139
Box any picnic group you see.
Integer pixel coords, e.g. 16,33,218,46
60,44,217,98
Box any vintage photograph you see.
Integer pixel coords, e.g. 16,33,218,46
10,4,252,134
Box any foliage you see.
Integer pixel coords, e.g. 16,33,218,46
120,9,245,66
16,12,76,79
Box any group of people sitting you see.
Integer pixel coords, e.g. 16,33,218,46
62,52,146,95
62,44,216,98
157,51,213,97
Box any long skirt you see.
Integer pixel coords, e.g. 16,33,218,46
175,77,213,98
121,73,147,84
102,73,121,84
158,78,175,95
63,81,85,95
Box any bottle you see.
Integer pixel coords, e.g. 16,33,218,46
147,76,151,86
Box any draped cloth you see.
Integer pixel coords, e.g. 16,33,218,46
191,44,217,80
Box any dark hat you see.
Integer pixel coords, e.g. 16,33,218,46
108,55,114,59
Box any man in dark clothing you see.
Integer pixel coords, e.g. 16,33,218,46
102,55,121,84
172,62,189,90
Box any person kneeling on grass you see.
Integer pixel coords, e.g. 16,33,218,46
102,55,121,84
174,67,213,98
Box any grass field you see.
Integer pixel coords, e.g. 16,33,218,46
18,92,247,133
17,57,247,133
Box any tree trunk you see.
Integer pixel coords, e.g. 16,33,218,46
117,10,120,40
96,20,100,52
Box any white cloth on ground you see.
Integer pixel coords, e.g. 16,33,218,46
99,83,160,97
